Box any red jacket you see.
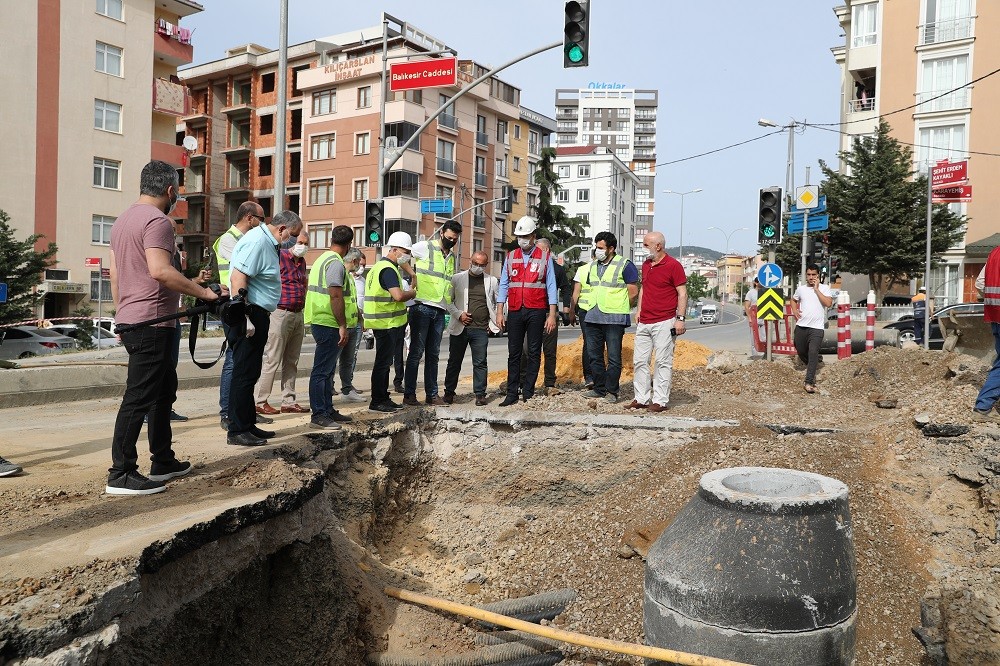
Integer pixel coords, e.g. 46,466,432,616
506,246,549,310
984,246,1000,324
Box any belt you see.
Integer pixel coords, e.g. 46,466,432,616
277,304,303,312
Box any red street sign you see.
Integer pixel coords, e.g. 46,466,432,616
389,57,457,92
84,257,102,267
932,160,968,188
101,268,110,279
932,184,972,203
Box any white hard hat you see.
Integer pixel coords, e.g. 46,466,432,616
385,231,412,250
513,216,537,236
410,240,429,261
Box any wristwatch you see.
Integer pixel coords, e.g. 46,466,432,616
677,315,686,321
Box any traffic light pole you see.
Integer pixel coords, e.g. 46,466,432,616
924,166,933,350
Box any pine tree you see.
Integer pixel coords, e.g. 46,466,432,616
0,210,58,325
532,147,588,259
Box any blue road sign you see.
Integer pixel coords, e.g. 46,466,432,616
0,283,6,303
420,199,453,215
788,195,827,215
786,214,830,234
757,263,783,289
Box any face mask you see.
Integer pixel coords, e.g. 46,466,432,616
291,243,307,258
517,238,533,251
440,237,457,251
469,265,484,276
396,252,411,265
595,248,608,261
354,267,365,277
165,189,178,215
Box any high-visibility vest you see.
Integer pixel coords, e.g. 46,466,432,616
414,240,455,307
212,225,243,287
985,246,1000,324
574,262,595,311
506,246,549,310
912,294,927,319
304,250,358,328
589,255,631,315
364,260,408,329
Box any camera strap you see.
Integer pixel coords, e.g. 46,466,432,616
187,311,228,369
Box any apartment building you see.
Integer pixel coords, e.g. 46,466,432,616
507,107,556,248
0,0,202,319
832,0,999,305
552,146,640,262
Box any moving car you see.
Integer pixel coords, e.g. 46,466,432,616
699,304,719,324
0,326,78,359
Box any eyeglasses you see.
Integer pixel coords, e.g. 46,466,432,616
249,214,264,222
471,262,488,268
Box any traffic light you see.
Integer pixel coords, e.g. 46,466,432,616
830,256,841,274
805,237,818,263
500,185,513,214
758,187,782,245
364,199,385,247
563,1,590,68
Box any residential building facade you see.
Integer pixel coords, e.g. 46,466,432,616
1,0,202,319
507,107,555,261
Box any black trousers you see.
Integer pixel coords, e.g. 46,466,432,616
374,325,405,406
506,307,547,400
526,317,559,387
392,309,409,387
578,311,594,385
228,305,271,435
109,326,178,478
793,325,825,385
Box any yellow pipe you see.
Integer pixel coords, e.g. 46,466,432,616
384,587,755,666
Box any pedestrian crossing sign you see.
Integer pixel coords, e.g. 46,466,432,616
757,288,785,320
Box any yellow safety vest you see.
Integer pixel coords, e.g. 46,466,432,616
414,240,455,307
364,259,408,329
574,263,595,311
305,250,358,328
589,255,631,315
212,225,243,287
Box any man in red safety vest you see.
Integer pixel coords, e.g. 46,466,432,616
973,246,1000,421
495,216,558,407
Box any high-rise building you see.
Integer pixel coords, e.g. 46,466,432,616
0,0,202,319
832,1,998,304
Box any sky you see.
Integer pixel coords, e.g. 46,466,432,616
183,1,846,257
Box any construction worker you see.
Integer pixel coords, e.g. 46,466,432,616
973,247,1000,421
911,286,933,346
495,216,558,407
366,231,417,413
570,248,596,389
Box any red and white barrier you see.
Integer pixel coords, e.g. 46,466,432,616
837,291,852,360
865,290,876,352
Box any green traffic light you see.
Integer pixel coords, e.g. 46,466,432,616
566,43,585,63
762,224,776,238
368,231,380,242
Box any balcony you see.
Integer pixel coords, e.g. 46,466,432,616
635,110,656,120
847,98,876,113
528,141,539,155
635,123,656,134
153,20,193,67
919,17,973,46
438,113,459,133
220,142,251,157
152,78,191,117
221,102,252,118
635,137,655,147
151,140,188,168
436,157,456,176
916,88,971,113
473,212,486,229
475,172,488,188
476,130,489,147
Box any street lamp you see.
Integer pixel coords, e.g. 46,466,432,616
706,226,749,255
662,188,703,263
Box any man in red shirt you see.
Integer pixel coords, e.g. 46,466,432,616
973,246,1000,420
628,231,687,412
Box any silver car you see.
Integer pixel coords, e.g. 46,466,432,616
0,326,79,359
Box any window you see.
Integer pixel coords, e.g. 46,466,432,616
390,89,422,104
616,121,630,132
312,88,336,116
355,132,371,155
473,197,485,228
495,156,508,178
437,139,456,174
90,271,112,302
917,123,967,168
616,134,630,143
435,184,454,218
385,121,421,152
852,2,878,47
578,165,591,177
95,41,122,76
353,178,369,202
357,85,372,108
258,155,272,177
617,108,630,118
513,157,521,172
310,133,335,160
261,72,275,93
921,0,972,44
528,161,538,179
496,119,508,142
529,130,540,153
93,158,120,189
383,170,419,198
309,223,332,249
94,99,121,133
557,165,570,179
260,114,274,135
308,178,334,205
616,148,630,158
385,219,418,238
92,214,114,244
96,0,123,20
557,190,569,203
513,124,521,140
473,239,484,253
920,55,970,111
577,189,590,202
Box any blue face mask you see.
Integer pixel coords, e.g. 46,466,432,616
280,237,297,250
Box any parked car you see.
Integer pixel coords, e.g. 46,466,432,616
699,304,719,324
48,324,119,349
884,303,984,350
0,326,78,359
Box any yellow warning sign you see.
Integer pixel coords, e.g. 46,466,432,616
757,288,785,320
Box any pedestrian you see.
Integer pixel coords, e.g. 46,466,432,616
912,286,933,346
367,232,417,413
973,248,1000,421
629,231,687,411
404,220,460,406
253,212,308,416
0,455,23,477
214,200,266,431
304,224,356,430
790,263,833,394
570,249,597,389
334,247,366,402
533,237,572,395
107,160,222,495
743,278,764,359
496,216,558,407
583,232,639,404
444,250,499,406
351,252,372,364
226,209,294,446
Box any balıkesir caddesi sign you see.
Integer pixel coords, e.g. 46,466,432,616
931,160,968,188
389,57,457,92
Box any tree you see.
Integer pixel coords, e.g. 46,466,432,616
686,273,709,301
819,119,965,304
0,210,58,325
532,147,588,258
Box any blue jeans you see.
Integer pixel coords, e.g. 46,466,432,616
309,324,343,419
913,317,925,345
588,323,626,397
975,322,1000,411
334,326,359,394
404,303,446,398
444,327,490,396
218,330,234,417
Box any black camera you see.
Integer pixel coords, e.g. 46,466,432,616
198,284,247,327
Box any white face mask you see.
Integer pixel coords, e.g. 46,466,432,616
517,238,533,251
290,243,307,258
396,252,411,265
354,267,365,277
469,265,484,276
595,248,608,261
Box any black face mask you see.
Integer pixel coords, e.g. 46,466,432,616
440,237,457,250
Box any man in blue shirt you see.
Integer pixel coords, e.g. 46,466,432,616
227,212,292,446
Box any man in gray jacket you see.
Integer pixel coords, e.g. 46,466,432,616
443,250,499,406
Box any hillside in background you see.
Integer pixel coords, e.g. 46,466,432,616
667,245,724,262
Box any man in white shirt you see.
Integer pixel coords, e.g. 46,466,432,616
790,264,833,394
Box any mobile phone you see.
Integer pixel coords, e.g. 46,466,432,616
670,327,677,337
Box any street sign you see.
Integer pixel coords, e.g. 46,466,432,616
101,268,111,279
84,257,102,268
788,195,826,216
420,199,454,215
796,185,820,209
389,57,458,92
786,213,830,234
757,263,783,289
0,283,7,304
932,184,972,203
932,160,968,189
757,288,785,320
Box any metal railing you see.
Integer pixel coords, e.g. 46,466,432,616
438,113,458,130
436,157,456,174
528,141,539,154
473,213,485,228
475,172,487,187
919,17,973,45
847,98,875,113
916,88,970,112
476,130,489,146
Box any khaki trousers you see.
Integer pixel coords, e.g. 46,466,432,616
253,308,305,405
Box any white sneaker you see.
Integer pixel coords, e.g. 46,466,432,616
343,389,366,402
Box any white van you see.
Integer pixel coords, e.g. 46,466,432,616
699,304,719,324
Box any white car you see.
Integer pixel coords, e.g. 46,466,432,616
48,324,119,349
699,304,719,324
0,326,78,359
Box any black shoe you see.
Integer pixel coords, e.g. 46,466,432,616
148,460,192,482
220,416,230,431
310,415,343,430
331,410,353,423
475,395,488,406
170,410,189,422
369,402,400,413
106,470,166,496
250,426,276,439
393,382,404,394
228,432,267,446
255,414,275,425
384,399,403,410
499,396,519,407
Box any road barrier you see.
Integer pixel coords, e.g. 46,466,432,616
865,290,876,352
837,291,852,360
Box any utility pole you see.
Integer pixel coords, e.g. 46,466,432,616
924,165,933,350
376,17,389,202
273,0,289,214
